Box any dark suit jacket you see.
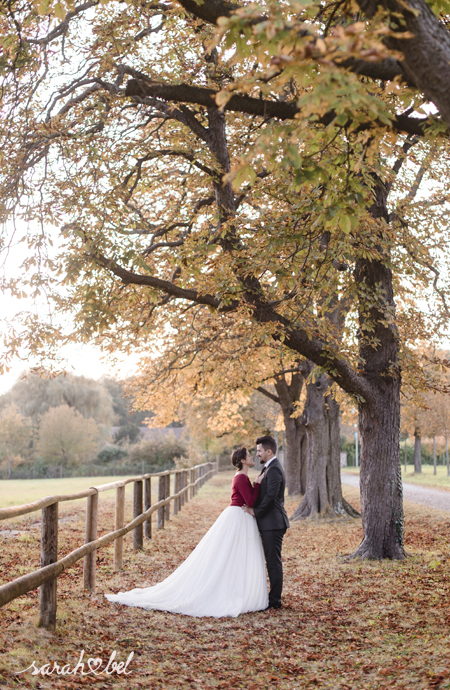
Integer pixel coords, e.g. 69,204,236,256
254,458,290,531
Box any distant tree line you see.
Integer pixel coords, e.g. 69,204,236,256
0,372,187,479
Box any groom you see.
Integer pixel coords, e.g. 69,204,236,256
243,435,289,610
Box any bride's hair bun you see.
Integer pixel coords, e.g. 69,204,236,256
231,447,247,471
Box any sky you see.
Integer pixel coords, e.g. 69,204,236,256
0,230,142,395
0,340,143,395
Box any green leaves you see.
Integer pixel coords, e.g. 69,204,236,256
426,0,450,18
339,214,352,235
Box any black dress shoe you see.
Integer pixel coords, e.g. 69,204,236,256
262,603,282,611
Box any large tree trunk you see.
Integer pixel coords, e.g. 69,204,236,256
291,374,359,519
300,433,307,494
256,369,307,495
282,413,306,495
274,370,306,495
414,426,422,473
351,176,404,560
356,379,403,558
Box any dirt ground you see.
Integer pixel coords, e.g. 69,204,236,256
1,470,450,689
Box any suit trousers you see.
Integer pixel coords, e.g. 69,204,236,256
260,528,286,607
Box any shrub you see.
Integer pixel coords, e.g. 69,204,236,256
96,445,128,464
128,432,186,470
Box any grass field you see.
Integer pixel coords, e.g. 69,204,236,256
1,471,450,689
0,476,131,508
0,475,175,527
0,475,173,509
343,463,450,491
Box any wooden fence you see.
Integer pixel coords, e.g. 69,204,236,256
0,461,218,629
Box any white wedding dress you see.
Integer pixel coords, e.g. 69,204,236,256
105,505,268,617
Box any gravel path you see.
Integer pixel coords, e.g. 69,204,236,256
341,473,450,512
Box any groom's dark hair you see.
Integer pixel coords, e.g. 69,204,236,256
256,435,277,455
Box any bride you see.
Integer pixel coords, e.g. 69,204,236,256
105,447,268,617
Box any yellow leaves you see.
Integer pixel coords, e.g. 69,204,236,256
215,90,234,111
36,0,70,17
395,0,421,15
428,559,441,569
1,0,448,408
54,2,66,20
37,0,51,15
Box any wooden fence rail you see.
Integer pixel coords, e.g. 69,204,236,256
0,461,218,629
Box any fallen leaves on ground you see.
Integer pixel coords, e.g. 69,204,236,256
0,472,450,689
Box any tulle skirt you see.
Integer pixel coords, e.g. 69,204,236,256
105,506,268,617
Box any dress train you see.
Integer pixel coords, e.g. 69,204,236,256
105,506,268,617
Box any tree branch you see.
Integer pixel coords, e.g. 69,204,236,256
90,251,238,311
175,0,240,23
89,253,375,403
124,76,430,136
256,386,280,404
340,57,413,85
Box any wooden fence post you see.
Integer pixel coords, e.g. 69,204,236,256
173,472,179,516
38,502,58,629
144,477,152,539
180,470,186,502
177,472,182,512
114,484,125,571
157,475,165,529
188,468,193,500
84,491,98,594
133,480,143,550
164,473,170,522
181,471,186,507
